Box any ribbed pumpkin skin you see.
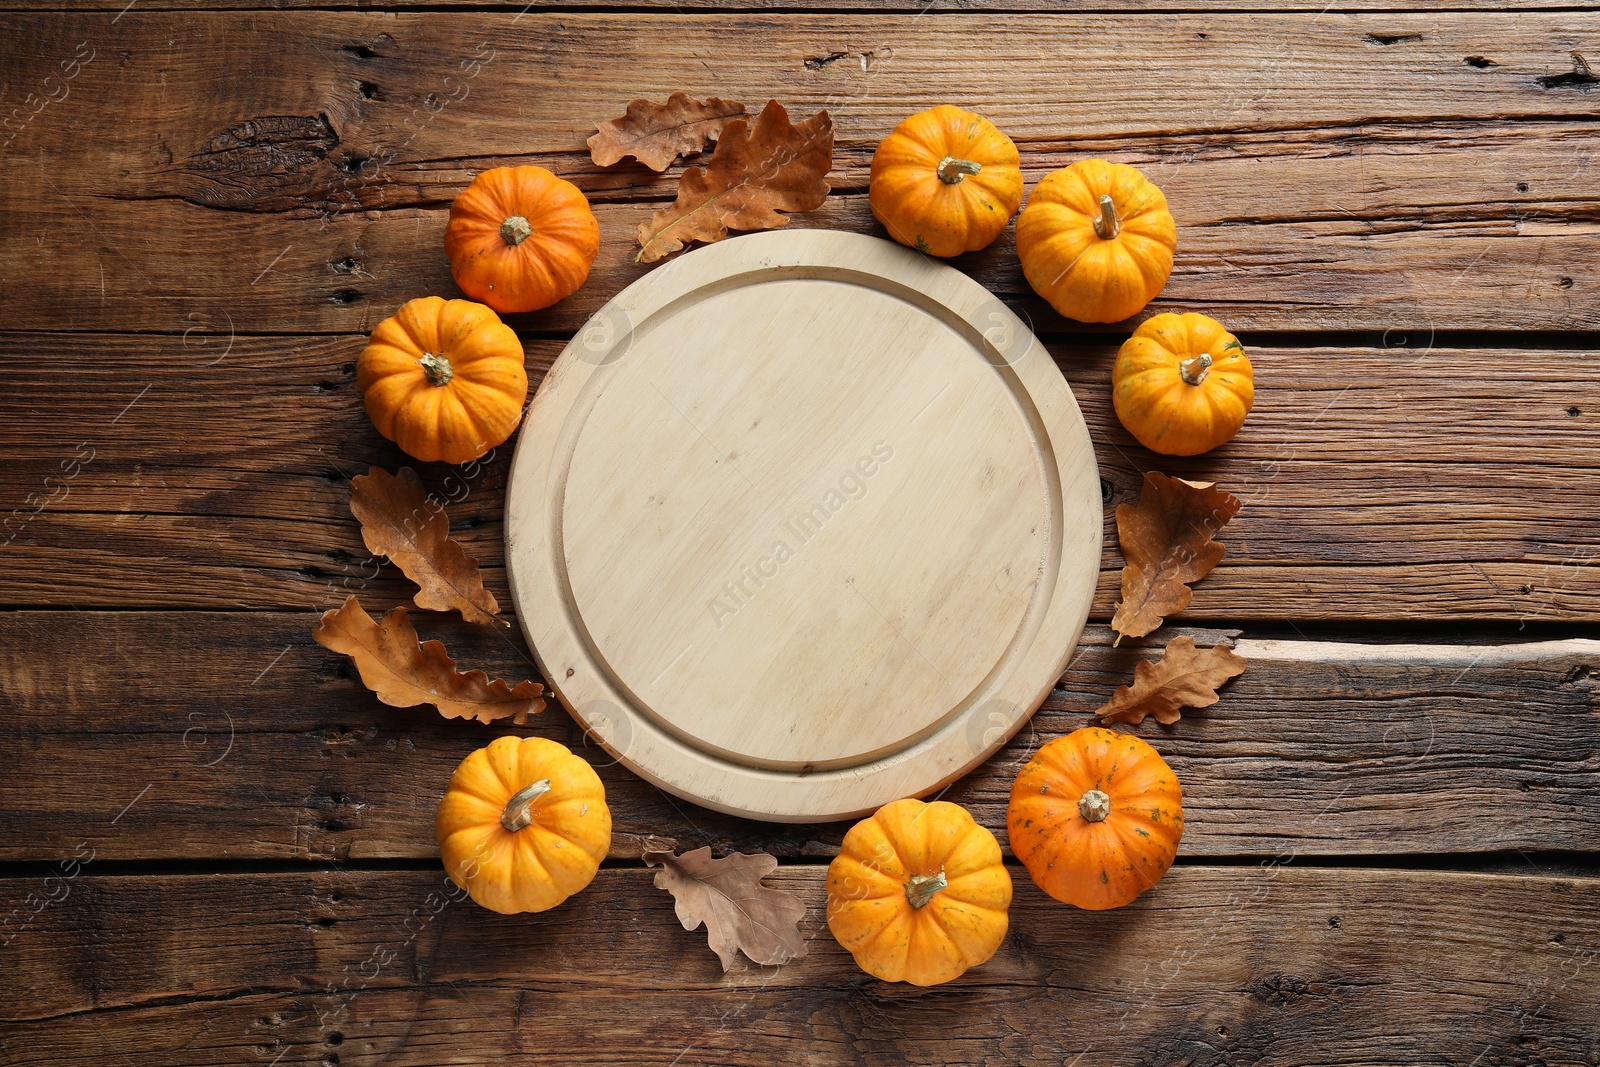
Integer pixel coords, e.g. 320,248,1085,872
357,296,527,465
827,798,1012,986
445,165,600,313
1015,159,1176,323
436,736,612,914
1114,312,1254,456
1007,727,1183,910
869,105,1023,258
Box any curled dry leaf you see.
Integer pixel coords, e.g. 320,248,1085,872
1095,635,1247,726
1112,472,1242,644
350,466,503,627
642,846,808,971
588,92,747,171
635,100,833,264
312,595,544,725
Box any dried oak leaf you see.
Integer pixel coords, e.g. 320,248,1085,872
312,595,544,725
1095,635,1247,726
588,92,747,171
1112,472,1242,644
635,99,833,264
642,846,808,971
350,466,503,628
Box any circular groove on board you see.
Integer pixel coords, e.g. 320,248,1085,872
506,230,1102,822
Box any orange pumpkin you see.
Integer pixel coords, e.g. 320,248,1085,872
1007,727,1183,910
445,165,600,314
1114,312,1254,456
869,105,1023,258
826,798,1011,986
357,296,527,464
1015,159,1176,323
436,735,612,914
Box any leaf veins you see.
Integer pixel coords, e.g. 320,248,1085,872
635,100,833,264
589,92,747,171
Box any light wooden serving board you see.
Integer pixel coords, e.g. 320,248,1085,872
506,230,1102,822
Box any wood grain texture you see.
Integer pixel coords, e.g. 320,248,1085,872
2,14,1597,332
1,611,1595,863
0,0,1583,10
3,333,1596,620
4,866,1598,1065
505,230,1102,820
2,5,1597,1062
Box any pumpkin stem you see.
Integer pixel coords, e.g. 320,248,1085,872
1078,789,1112,823
500,214,533,247
1179,353,1213,386
1093,194,1121,240
500,778,551,833
904,870,948,909
935,156,983,185
418,353,454,387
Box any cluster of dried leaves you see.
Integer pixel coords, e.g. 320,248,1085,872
1094,472,1247,726
589,94,834,264
312,466,544,725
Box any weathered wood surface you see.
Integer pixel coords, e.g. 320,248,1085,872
4,334,1597,619
2,0,1583,10
4,5,1600,1064
2,611,1595,862
3,15,1598,333
4,866,1598,1065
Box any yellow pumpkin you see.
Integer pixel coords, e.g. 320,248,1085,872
1007,727,1183,910
826,798,1011,986
1015,159,1176,323
357,296,527,465
436,735,611,914
1113,312,1254,456
869,105,1023,258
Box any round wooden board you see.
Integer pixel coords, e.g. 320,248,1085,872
506,230,1102,823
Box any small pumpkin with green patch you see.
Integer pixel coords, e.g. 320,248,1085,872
1113,311,1254,456
868,105,1023,258
1007,726,1183,910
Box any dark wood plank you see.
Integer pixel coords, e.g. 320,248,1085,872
3,866,1597,1065
1,610,1595,862
3,334,1597,619
0,0,1581,10
2,14,1598,332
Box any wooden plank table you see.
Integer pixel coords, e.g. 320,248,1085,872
2,5,1597,1064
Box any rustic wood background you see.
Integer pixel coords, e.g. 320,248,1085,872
2,3,1598,1065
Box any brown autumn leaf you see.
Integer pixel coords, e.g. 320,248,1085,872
1112,472,1242,644
635,99,833,264
1094,635,1248,726
642,846,808,970
312,595,544,725
588,92,747,171
350,466,502,628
